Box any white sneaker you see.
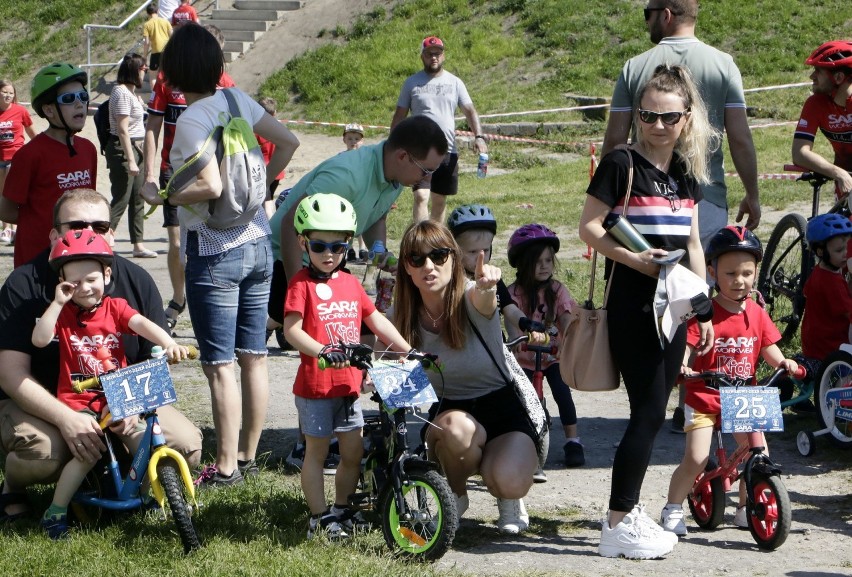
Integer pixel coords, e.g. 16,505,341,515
631,504,678,545
660,504,688,536
496,497,529,534
455,493,469,518
599,513,675,559
0,229,11,245
733,505,748,528
533,466,548,483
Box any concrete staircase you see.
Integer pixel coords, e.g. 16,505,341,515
204,0,305,63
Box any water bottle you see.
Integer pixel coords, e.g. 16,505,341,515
477,153,489,178
363,240,384,295
150,345,166,359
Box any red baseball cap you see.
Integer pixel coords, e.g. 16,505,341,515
421,36,444,53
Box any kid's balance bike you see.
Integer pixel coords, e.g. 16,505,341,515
71,346,201,553
797,343,852,455
683,366,805,550
318,343,458,561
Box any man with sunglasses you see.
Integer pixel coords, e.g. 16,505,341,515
391,36,489,224
0,63,97,268
0,188,202,523
602,0,761,246
602,1,761,436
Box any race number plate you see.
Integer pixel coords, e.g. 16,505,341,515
100,357,177,420
719,386,783,433
368,360,437,409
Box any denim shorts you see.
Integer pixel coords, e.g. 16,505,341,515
294,395,364,437
185,232,272,363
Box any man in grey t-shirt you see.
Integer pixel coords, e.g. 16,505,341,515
602,0,761,247
391,36,488,224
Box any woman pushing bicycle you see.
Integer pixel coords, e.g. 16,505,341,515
32,230,190,539
659,226,798,537
390,220,538,536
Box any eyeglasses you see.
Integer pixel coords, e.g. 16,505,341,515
643,7,665,20
56,90,90,105
407,152,439,177
638,109,689,126
59,220,111,234
406,248,453,268
307,240,350,254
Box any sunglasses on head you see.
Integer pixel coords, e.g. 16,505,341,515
406,248,452,268
55,90,90,105
638,109,689,125
307,239,349,254
60,220,111,234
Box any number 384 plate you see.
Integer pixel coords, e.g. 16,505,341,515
100,357,177,421
719,386,783,433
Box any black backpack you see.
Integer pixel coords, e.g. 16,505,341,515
93,100,111,156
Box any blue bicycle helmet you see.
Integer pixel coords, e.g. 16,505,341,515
806,213,852,245
447,204,497,236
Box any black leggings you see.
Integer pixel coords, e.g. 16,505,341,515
607,301,686,513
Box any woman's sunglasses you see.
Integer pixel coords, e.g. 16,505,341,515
307,240,349,255
60,220,111,234
638,109,688,126
406,248,453,268
56,90,90,105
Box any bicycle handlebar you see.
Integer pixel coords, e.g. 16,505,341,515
71,345,199,393
682,365,806,390
505,326,558,353
317,343,441,371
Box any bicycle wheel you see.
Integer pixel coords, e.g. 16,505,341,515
158,459,202,553
746,472,791,550
757,213,810,343
687,459,725,529
815,349,852,447
379,468,458,561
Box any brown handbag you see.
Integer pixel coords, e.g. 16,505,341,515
559,148,635,392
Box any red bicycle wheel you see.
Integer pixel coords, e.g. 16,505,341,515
687,460,725,529
746,472,791,550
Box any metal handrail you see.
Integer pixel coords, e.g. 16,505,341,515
82,0,153,72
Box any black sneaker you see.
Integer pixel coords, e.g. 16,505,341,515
323,453,340,476
274,328,294,351
194,464,244,488
563,440,585,468
330,504,371,533
671,407,686,434
286,443,305,470
238,459,260,477
358,249,369,263
347,248,357,262
308,509,349,540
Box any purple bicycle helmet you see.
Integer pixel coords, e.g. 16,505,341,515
806,213,852,245
507,223,559,267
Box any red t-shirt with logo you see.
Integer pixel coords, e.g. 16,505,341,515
284,268,376,399
3,133,97,268
684,299,781,415
0,103,33,161
171,4,198,26
55,296,138,414
794,92,852,171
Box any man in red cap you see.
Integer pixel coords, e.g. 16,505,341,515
391,35,488,224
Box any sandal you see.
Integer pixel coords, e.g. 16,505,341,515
0,483,29,523
164,299,186,332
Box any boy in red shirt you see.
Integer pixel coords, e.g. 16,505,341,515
0,63,97,268
659,227,798,536
171,0,199,28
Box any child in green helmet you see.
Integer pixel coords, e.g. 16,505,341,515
0,63,97,268
282,193,413,541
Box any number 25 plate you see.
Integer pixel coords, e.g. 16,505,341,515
719,386,783,433
368,360,437,409
100,357,177,420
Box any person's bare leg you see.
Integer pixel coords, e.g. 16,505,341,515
429,192,448,224
203,362,240,475
479,432,536,499
426,410,484,496
236,353,269,462
411,188,430,223
166,225,185,314
333,429,363,505
2,454,63,516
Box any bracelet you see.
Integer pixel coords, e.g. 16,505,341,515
476,285,497,294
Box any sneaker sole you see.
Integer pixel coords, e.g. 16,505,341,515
598,542,674,559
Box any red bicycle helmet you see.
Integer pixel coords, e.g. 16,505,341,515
49,229,114,273
507,223,559,267
705,225,763,264
805,41,852,69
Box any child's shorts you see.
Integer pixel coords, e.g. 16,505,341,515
683,403,717,433
295,395,364,438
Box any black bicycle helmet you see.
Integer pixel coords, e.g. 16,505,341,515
705,226,763,264
806,213,852,245
447,204,497,236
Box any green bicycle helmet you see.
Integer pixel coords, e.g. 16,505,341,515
31,62,88,118
294,193,357,236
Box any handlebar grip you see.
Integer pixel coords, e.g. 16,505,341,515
318,357,329,370
186,345,199,360
72,375,100,393
791,365,807,380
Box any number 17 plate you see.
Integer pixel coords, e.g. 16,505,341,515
100,357,177,420
719,386,783,433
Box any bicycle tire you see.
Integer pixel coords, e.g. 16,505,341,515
757,213,810,343
158,459,202,553
746,472,791,550
379,468,458,561
814,350,852,447
687,458,725,529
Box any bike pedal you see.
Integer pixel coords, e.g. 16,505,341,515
347,493,372,509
